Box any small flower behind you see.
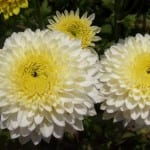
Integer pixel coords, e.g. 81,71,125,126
0,0,28,19
99,34,150,129
0,29,100,145
47,9,101,48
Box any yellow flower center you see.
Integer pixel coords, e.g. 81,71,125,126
124,53,150,88
53,16,93,48
8,50,71,103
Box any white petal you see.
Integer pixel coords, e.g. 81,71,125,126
100,74,110,82
130,109,140,120
10,114,18,129
100,103,107,110
64,102,73,114
113,113,123,122
125,100,137,109
18,110,31,127
53,125,64,138
106,106,117,113
88,13,95,21
74,112,84,120
10,129,20,139
0,121,7,129
51,112,65,127
31,132,41,145
88,87,101,103
3,106,18,114
106,98,115,106
0,99,8,107
145,116,150,125
64,113,75,124
84,100,94,108
27,111,34,118
1,114,8,121
34,113,44,125
41,104,52,112
72,119,84,131
74,104,87,115
40,122,53,138
20,127,30,137
115,99,124,107
141,109,149,119
88,108,96,116
103,112,114,120
55,105,64,114
138,102,145,109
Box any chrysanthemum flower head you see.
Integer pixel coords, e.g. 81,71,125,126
0,0,28,19
0,29,100,145
47,9,101,48
99,34,150,128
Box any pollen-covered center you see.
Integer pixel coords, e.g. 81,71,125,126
24,61,48,79
10,51,70,99
53,17,93,48
125,53,150,88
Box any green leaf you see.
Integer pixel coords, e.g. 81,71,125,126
40,0,52,17
123,15,136,28
101,24,112,34
122,132,135,139
102,0,114,11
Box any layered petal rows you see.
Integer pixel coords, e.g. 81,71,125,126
99,34,150,128
0,29,100,145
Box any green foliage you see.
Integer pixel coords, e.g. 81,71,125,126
0,0,150,149
102,0,114,10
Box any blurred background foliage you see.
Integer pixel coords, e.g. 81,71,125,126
0,0,150,149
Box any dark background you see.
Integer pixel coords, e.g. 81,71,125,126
0,0,150,149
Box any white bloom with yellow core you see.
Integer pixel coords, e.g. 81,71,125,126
47,9,101,48
0,29,100,145
99,34,150,128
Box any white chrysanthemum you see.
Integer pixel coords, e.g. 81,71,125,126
47,9,101,48
99,34,150,128
0,29,100,145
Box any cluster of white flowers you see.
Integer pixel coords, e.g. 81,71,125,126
0,9,149,145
